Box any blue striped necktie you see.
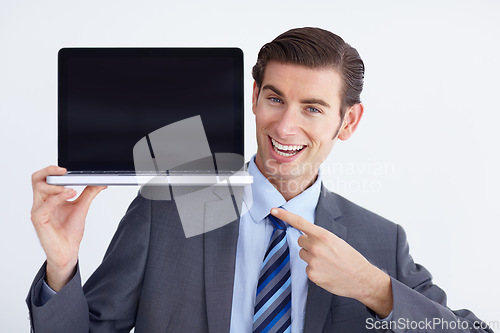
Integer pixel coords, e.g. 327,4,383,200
253,214,292,333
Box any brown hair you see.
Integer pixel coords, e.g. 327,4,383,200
252,27,365,117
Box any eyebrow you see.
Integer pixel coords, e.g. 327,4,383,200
261,84,331,108
262,84,284,97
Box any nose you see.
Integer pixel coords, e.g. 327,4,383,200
274,107,299,138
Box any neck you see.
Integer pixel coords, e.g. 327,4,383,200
254,160,319,201
268,175,318,201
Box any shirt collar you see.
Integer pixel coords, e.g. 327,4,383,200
244,155,322,225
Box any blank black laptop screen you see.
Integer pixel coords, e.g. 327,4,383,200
58,48,244,171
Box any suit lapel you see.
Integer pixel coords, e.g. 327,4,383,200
204,216,240,333
202,169,245,332
303,185,347,333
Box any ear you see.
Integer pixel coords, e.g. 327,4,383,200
252,81,260,115
338,103,364,141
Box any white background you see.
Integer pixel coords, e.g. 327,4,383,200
1,0,499,331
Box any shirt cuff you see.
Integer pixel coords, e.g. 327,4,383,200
40,279,57,306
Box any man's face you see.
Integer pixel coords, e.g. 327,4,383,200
253,61,347,191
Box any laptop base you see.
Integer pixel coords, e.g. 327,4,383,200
46,173,253,186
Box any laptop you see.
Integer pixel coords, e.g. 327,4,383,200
47,47,252,187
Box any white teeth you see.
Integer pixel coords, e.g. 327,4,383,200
276,150,295,157
271,138,304,151
271,138,305,157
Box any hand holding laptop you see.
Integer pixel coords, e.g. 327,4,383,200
30,165,107,291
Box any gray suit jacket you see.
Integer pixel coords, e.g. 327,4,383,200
26,185,493,332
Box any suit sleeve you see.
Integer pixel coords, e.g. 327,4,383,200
387,224,493,333
26,194,152,333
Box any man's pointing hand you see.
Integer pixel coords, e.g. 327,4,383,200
270,207,393,318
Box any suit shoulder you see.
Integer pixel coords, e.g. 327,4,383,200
321,186,398,232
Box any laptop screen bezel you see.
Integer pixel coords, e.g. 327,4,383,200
58,47,244,172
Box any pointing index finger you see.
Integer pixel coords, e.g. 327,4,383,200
270,207,319,237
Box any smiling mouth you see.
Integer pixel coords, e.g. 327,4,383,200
271,137,305,157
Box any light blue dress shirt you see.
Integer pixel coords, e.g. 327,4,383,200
229,156,322,333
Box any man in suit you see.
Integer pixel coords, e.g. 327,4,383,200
27,27,493,332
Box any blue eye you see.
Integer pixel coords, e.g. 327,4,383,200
269,97,282,103
307,106,321,113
